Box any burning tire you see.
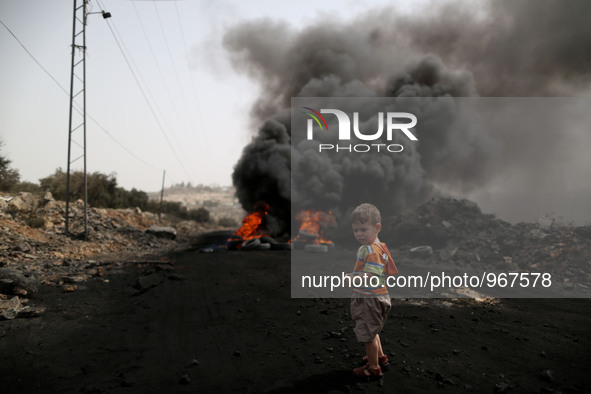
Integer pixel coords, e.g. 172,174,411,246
304,244,329,253
259,236,277,244
241,238,261,251
409,245,433,257
226,235,244,250
297,230,318,240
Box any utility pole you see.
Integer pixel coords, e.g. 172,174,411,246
65,0,110,240
159,170,166,222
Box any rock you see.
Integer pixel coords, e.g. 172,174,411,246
0,268,39,295
178,373,191,385
494,382,511,393
12,242,31,253
134,274,162,293
146,225,177,240
62,284,78,292
0,297,42,319
17,305,46,318
168,273,187,281
43,219,54,229
62,274,91,283
8,192,36,211
539,369,554,383
234,350,241,357
186,359,200,368
13,287,28,296
43,191,55,203
0,296,21,320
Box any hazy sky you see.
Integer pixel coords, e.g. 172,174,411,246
2,0,590,225
0,0,412,192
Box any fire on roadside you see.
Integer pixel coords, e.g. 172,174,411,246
291,209,336,246
232,202,270,241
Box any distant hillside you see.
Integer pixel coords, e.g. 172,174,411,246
148,185,246,226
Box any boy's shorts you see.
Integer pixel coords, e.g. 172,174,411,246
350,295,392,343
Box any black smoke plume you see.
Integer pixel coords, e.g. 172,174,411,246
226,0,591,232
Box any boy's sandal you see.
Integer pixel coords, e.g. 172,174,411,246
352,364,383,379
362,355,389,367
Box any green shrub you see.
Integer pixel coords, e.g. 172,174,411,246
217,216,237,227
0,141,20,192
188,207,210,223
14,181,42,193
26,214,45,229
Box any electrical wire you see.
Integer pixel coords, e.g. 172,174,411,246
130,1,202,179
0,16,160,173
173,1,216,172
96,4,193,181
151,1,206,177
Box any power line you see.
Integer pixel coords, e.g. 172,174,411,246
173,1,216,173
0,16,160,173
95,1,193,181
130,1,178,128
1,18,67,95
151,1,205,177
130,1,202,179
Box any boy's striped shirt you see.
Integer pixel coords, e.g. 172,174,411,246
351,242,398,296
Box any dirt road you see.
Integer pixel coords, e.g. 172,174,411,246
1,245,589,393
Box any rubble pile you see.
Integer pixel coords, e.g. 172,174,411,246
0,192,207,319
388,198,591,289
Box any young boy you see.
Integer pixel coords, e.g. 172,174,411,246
348,203,398,378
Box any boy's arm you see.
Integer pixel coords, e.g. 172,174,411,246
382,246,398,276
362,248,385,276
345,246,370,287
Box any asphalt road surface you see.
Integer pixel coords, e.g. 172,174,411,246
1,245,590,393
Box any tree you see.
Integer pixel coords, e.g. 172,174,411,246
188,207,210,223
0,140,21,192
40,169,118,207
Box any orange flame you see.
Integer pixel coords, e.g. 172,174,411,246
235,211,266,240
233,202,270,240
292,210,336,245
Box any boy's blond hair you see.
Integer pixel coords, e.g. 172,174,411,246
351,203,381,225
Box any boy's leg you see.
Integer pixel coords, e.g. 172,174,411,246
365,335,380,369
376,334,385,358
